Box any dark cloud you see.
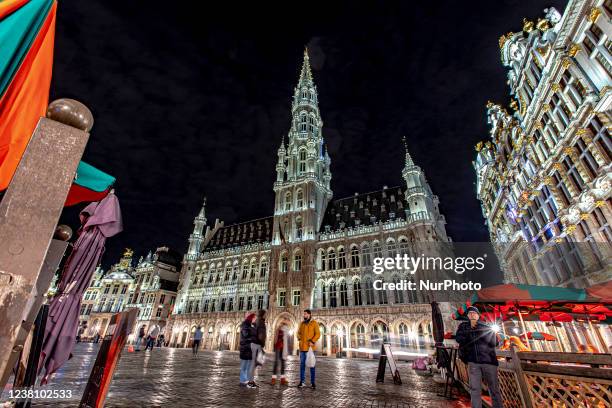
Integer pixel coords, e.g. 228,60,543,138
56,0,568,270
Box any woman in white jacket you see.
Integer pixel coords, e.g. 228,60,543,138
271,323,292,385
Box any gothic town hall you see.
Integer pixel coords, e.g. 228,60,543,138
167,50,451,357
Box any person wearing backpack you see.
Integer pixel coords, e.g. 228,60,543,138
239,313,257,388
455,306,503,408
297,309,320,389
270,323,292,385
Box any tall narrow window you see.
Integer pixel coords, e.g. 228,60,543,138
338,247,347,269
329,281,337,308
296,189,304,208
353,280,363,306
285,191,292,211
278,290,286,307
328,249,336,270
294,252,302,272
350,246,360,267
298,149,307,174
339,280,348,306
364,278,375,305
260,259,268,278
296,217,303,240
280,253,288,273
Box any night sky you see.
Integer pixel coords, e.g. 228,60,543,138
55,0,567,269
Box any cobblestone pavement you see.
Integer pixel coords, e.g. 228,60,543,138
2,343,469,407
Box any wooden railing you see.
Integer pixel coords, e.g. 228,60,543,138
454,348,612,407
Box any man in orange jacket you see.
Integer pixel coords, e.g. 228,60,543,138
297,309,320,389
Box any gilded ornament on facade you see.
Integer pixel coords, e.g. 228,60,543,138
551,83,561,92
542,103,551,112
565,224,577,234
519,95,527,116
523,18,534,32
486,100,494,109
475,141,484,152
563,146,576,156
596,200,605,207
509,99,518,111
561,58,572,69
568,43,580,57
575,128,588,136
535,122,543,129
588,7,602,23
553,162,564,171
580,213,590,220
544,176,555,186
499,32,513,49
536,18,551,31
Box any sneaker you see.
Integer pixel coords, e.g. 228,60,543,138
311,384,316,389
247,382,259,388
239,383,247,388
280,378,288,386
270,378,276,385
297,382,306,388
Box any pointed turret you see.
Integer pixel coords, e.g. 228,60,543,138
186,197,207,260
402,136,415,168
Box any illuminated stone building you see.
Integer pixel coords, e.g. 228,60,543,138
126,246,182,340
167,50,452,356
79,250,135,339
474,1,611,288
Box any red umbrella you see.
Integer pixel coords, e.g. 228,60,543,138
38,193,122,384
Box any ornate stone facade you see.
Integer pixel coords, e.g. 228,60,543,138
474,1,612,287
168,50,452,357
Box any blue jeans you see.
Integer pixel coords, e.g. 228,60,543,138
240,359,251,384
299,351,315,384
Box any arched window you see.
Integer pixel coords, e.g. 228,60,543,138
371,321,390,344
393,276,404,304
232,262,239,280
328,249,336,270
338,247,346,269
361,243,371,266
224,263,231,281
285,191,292,211
241,262,249,280
298,149,307,174
296,189,304,208
373,241,382,260
350,246,360,268
280,253,288,273
329,281,337,308
295,216,303,240
339,280,348,306
398,237,409,255
407,276,417,303
249,259,257,279
355,323,366,347
353,279,363,306
293,252,302,272
299,113,308,132
364,278,375,305
387,239,397,257
260,258,268,278
398,323,410,347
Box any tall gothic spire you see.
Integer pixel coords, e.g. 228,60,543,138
402,136,414,167
298,48,314,86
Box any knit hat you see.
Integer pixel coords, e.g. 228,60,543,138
466,306,480,315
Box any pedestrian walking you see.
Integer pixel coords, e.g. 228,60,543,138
455,306,503,408
193,326,203,356
248,309,267,387
157,333,165,347
145,326,160,351
271,322,291,385
135,325,146,351
239,313,257,388
297,309,320,389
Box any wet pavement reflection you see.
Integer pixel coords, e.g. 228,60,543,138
4,343,467,407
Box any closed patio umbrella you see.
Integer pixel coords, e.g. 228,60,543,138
38,193,122,384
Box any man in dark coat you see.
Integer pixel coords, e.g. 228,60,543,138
248,309,267,387
455,306,503,408
239,313,257,387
